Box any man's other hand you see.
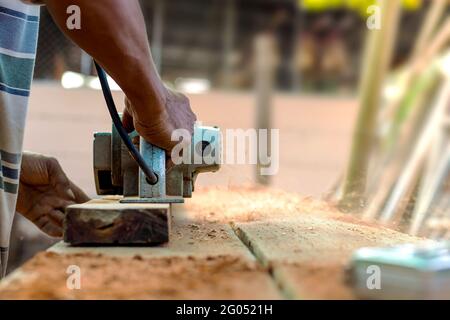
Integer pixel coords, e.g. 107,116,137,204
16,152,90,238
122,87,197,152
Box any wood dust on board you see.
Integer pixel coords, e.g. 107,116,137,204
0,251,280,300
0,187,425,300
185,186,383,228
182,187,424,300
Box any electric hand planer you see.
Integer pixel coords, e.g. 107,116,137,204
63,62,221,246
93,124,221,203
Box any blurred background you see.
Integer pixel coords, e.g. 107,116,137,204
35,0,425,92
8,0,450,272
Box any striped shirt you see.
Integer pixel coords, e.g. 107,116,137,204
0,0,40,251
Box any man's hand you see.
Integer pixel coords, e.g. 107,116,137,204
16,152,90,238
122,87,197,152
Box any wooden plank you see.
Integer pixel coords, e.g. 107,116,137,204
0,250,281,300
0,199,282,300
54,202,257,260
64,202,169,245
233,215,424,300
0,188,427,299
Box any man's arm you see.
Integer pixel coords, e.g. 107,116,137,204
43,0,196,151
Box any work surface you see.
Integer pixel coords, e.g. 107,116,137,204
0,188,422,300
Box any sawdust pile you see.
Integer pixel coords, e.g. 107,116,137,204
0,251,280,300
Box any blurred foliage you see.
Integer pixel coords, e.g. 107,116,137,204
299,0,422,16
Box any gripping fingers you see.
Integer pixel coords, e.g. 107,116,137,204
35,216,62,238
48,209,65,227
69,181,90,203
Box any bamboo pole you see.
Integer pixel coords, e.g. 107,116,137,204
363,19,450,220
379,79,450,223
364,62,441,221
413,17,450,73
410,144,450,235
381,17,450,127
339,0,402,211
411,0,447,62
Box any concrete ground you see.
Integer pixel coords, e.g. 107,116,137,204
24,82,358,198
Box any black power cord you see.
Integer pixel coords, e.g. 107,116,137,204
94,61,158,185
